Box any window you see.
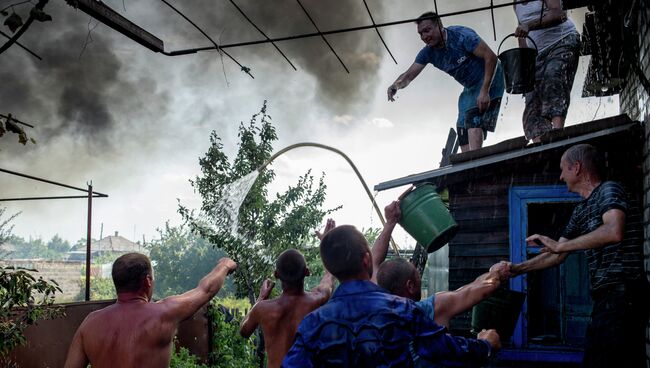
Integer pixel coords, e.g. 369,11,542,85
505,186,590,364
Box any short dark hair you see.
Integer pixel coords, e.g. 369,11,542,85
416,11,440,25
276,249,307,288
376,258,418,295
112,253,152,294
320,225,369,280
563,144,603,178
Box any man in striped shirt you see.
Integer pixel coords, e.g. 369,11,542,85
509,144,648,368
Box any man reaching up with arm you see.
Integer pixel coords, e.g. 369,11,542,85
239,220,335,368
64,253,237,368
388,12,504,152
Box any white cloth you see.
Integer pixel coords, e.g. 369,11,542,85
514,1,577,52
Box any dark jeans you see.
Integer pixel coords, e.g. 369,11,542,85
583,282,649,368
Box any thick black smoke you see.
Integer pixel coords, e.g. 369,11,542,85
154,0,388,113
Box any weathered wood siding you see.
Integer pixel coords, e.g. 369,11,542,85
443,129,643,335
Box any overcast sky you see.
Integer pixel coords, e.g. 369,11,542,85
1,0,618,249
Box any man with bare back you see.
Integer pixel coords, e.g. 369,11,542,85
239,220,335,368
64,252,237,368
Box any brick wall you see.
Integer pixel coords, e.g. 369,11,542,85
619,1,650,365
1,259,83,301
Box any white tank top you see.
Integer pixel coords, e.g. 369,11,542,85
514,1,577,52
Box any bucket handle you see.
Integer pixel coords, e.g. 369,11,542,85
497,33,538,56
398,183,437,201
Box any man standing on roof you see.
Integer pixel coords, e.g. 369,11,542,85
388,12,504,152
513,0,580,142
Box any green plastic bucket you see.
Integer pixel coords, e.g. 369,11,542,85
399,184,458,253
471,288,526,341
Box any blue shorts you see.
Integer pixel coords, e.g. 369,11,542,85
456,62,505,132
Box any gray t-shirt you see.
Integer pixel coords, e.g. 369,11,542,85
514,1,577,52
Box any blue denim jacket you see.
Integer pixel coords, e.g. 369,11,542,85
282,280,490,367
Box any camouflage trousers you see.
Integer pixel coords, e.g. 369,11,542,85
523,32,581,140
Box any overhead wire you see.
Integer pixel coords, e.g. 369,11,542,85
294,0,350,73
165,0,534,56
227,0,297,71
159,0,254,78
362,0,397,64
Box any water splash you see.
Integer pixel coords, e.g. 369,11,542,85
194,142,400,256
198,170,260,240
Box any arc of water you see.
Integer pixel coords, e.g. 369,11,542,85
259,142,401,257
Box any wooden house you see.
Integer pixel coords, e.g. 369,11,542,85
375,114,644,366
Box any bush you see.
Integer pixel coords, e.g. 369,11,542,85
209,302,259,368
170,344,208,368
0,267,63,359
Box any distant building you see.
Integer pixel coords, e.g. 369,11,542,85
67,231,147,261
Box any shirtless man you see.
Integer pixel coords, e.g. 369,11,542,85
64,252,237,368
239,220,335,368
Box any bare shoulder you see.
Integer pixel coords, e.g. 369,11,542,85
256,297,286,315
81,304,114,326
305,290,329,307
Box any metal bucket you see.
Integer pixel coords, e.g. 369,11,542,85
497,33,538,94
399,184,458,253
471,288,527,341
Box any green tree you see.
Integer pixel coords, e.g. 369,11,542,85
180,101,335,303
0,208,18,244
4,235,68,260
46,234,70,253
148,222,235,299
179,102,336,365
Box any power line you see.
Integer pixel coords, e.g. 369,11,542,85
294,0,349,73
362,0,397,64
159,0,254,78
0,29,41,60
165,0,532,56
228,0,297,71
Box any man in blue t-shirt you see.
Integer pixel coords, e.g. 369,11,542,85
509,144,649,368
282,225,501,367
387,12,504,152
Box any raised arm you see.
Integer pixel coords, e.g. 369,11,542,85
311,218,336,303
159,257,237,323
311,271,335,305
240,278,275,338
433,262,509,327
472,40,498,112
371,201,401,282
63,324,90,368
515,0,568,38
387,62,426,101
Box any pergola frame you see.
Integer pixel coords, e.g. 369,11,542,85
0,167,108,301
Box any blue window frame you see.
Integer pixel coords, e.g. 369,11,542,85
503,185,588,363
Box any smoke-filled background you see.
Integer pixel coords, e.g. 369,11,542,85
0,0,619,244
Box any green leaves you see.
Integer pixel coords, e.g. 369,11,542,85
0,267,64,356
29,7,51,22
0,114,37,147
182,101,334,301
147,222,235,299
207,303,258,367
3,12,22,33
